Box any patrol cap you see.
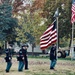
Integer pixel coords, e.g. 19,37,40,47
22,44,29,47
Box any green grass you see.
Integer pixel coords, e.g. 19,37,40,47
25,71,75,75
28,55,75,61
0,55,75,75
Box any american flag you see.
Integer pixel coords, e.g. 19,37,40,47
71,0,75,23
40,20,57,50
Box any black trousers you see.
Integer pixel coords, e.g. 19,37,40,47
24,57,28,69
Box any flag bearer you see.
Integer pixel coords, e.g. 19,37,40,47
49,44,57,70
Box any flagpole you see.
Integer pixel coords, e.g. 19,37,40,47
54,7,59,59
56,17,58,59
71,23,74,60
55,8,59,59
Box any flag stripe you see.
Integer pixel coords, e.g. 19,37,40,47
40,25,53,39
71,0,75,23
40,30,57,43
40,21,57,50
40,38,57,47
40,39,57,50
40,36,57,45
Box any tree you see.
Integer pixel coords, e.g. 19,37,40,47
0,0,31,15
30,0,46,12
15,6,46,54
58,0,72,47
0,0,18,48
43,0,72,47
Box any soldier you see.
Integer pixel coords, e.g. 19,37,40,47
17,47,24,72
17,44,29,71
22,44,29,70
49,44,57,70
4,45,13,73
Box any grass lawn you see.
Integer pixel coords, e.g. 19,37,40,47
0,56,75,75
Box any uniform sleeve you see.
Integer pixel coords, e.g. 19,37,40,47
5,49,12,58
19,49,23,57
5,49,9,57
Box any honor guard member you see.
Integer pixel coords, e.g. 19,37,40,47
22,44,29,70
50,44,57,70
17,47,24,72
4,45,13,73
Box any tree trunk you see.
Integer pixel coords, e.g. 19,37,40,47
32,46,34,56
69,38,72,48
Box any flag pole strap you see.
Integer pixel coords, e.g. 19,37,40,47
52,19,56,24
